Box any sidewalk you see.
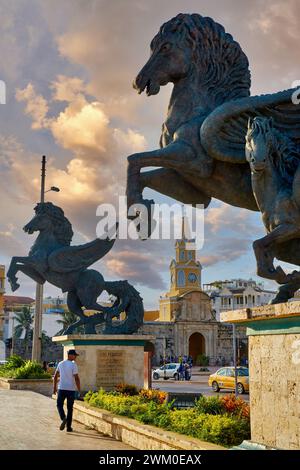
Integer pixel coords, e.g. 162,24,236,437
0,390,133,450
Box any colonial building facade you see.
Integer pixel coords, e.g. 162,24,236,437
203,279,276,321
139,231,247,366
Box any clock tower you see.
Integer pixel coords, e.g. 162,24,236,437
169,217,202,296
158,216,205,322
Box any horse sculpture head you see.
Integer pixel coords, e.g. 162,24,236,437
246,117,276,173
23,202,73,246
133,13,251,105
246,117,300,184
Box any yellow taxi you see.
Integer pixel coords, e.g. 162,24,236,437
208,366,249,394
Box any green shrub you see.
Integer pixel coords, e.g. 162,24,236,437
195,395,224,415
168,409,200,436
13,361,51,379
4,355,25,369
195,413,250,446
0,357,51,379
167,409,249,446
84,388,250,446
85,389,143,416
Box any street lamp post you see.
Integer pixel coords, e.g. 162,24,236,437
31,156,60,362
10,315,15,356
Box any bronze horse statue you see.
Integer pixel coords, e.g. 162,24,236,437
7,202,144,334
126,13,300,302
246,117,300,303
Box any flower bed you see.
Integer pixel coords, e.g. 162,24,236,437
84,387,250,447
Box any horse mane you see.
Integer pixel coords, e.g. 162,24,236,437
35,202,73,246
248,117,300,186
154,13,251,105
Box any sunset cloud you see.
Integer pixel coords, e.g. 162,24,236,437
15,83,49,129
106,249,166,290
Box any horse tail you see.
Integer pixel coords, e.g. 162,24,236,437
103,280,144,334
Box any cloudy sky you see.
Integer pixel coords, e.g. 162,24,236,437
0,0,299,308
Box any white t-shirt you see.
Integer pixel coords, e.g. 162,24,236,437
56,360,78,391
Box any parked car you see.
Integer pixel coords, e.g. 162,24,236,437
0,360,8,366
152,363,181,380
208,366,249,394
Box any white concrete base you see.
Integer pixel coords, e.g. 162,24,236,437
52,335,154,392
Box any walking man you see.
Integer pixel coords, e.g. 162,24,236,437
53,349,81,432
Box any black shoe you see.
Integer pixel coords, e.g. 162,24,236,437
66,427,73,432
59,418,67,431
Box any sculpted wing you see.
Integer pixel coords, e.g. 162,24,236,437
48,237,116,273
201,88,300,163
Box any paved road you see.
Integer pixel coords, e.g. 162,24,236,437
153,379,249,401
0,390,133,450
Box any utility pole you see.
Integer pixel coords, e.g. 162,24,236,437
11,316,15,356
233,324,238,397
32,156,46,362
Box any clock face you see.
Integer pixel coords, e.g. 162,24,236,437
188,273,197,283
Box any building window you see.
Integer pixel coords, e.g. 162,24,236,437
177,270,185,287
188,251,193,260
180,250,185,261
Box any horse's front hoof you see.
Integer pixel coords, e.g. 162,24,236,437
127,198,156,238
127,195,144,220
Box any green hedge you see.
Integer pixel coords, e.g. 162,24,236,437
84,389,250,447
0,355,51,379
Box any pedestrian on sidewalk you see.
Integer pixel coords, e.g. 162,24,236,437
53,349,81,433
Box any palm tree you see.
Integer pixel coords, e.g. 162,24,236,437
56,309,84,335
13,307,33,357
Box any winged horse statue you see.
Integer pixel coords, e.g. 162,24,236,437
7,202,144,334
126,13,300,303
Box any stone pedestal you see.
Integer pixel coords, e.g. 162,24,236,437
221,301,300,450
52,335,154,392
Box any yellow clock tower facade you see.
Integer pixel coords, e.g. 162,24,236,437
158,225,206,322
169,238,202,296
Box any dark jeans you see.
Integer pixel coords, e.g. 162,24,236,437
57,390,75,429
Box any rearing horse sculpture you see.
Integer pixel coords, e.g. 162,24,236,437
7,202,144,334
126,13,300,302
246,117,300,303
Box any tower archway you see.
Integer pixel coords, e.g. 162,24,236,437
189,332,206,363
